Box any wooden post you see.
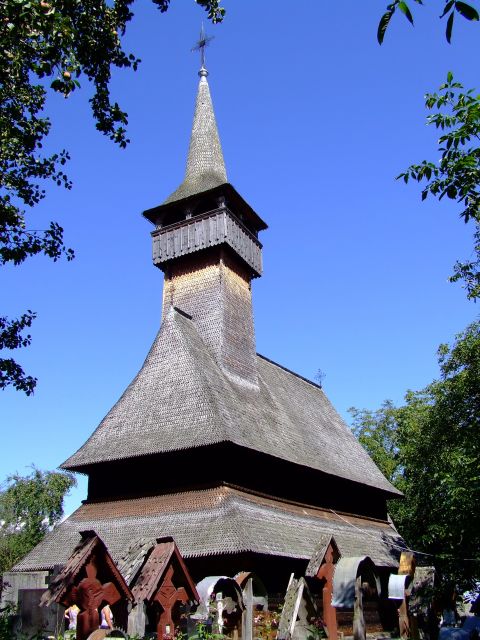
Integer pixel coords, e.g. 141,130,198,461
241,578,253,640
398,552,416,640
353,576,366,640
398,599,410,640
317,545,338,640
127,601,147,638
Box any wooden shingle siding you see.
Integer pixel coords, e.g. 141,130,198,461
163,72,227,206
152,208,262,276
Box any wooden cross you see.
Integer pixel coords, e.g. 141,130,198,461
70,555,121,640
154,565,189,639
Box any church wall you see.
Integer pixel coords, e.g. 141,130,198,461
1,570,49,606
85,444,390,520
185,551,308,598
221,252,258,384
1,571,63,637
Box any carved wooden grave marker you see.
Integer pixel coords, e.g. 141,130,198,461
235,572,268,640
123,537,199,640
277,574,318,640
40,530,133,640
306,534,341,640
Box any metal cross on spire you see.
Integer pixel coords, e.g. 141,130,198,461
191,23,214,71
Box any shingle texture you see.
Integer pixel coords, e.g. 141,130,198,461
62,308,399,497
117,537,155,588
164,71,227,204
118,538,199,604
13,486,404,572
304,534,340,577
161,252,258,385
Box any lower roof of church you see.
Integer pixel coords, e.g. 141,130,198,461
62,308,400,498
13,485,405,573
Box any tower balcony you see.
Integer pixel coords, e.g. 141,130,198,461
151,207,263,277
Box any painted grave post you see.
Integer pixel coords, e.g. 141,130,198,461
398,552,416,640
353,575,366,640
305,535,341,640
124,537,199,640
241,578,253,640
40,531,133,640
316,543,339,640
154,565,189,638
235,572,268,640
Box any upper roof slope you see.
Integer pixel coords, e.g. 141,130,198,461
62,308,399,496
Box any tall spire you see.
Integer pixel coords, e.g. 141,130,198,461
164,30,227,205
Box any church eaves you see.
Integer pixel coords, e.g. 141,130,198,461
14,485,405,572
164,66,227,204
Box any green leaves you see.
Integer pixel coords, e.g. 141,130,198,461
194,0,225,23
446,9,455,41
378,0,479,43
350,321,480,590
398,74,480,300
398,1,414,24
0,0,224,394
0,468,76,573
0,312,38,395
378,7,395,44
350,401,402,485
439,0,479,42
440,1,455,18
455,0,480,20
378,7,394,43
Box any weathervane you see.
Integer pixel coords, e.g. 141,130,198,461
191,23,214,71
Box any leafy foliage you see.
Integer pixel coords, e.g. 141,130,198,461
0,311,37,394
350,321,480,589
350,400,404,486
378,0,479,44
0,0,224,395
397,74,480,300
0,468,76,575
0,603,17,640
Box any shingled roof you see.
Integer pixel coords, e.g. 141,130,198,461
13,485,405,572
164,67,227,205
62,308,399,497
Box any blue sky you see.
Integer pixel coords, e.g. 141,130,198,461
1,1,478,515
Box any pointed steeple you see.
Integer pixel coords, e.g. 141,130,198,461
164,65,227,204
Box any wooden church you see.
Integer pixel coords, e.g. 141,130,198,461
7,55,405,619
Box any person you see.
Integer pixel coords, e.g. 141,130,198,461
99,604,114,630
65,604,80,631
441,609,457,627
